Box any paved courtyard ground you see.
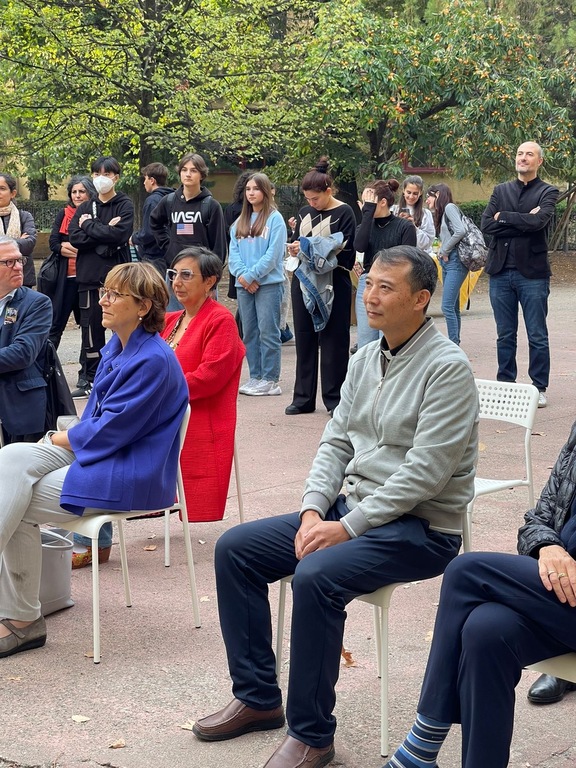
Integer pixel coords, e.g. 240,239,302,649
1,255,576,768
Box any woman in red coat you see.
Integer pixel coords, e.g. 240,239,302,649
162,246,245,522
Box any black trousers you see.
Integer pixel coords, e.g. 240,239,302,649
289,269,351,412
418,552,576,768
78,288,105,383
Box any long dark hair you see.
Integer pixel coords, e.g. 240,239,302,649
427,183,454,234
398,175,425,228
234,173,277,239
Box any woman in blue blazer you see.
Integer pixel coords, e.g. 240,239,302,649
0,262,188,659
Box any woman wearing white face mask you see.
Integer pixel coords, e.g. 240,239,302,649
68,156,134,399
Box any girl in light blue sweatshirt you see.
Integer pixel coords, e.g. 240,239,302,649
229,173,287,396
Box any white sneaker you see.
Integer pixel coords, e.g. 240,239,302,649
239,378,259,395
248,379,282,396
538,391,547,408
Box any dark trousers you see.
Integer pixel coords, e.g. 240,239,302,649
78,288,105,383
418,552,576,768
289,269,351,412
50,277,86,384
215,505,461,747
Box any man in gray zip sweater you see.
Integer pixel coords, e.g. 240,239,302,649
193,245,479,768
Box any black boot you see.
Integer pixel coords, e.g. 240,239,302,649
527,674,576,704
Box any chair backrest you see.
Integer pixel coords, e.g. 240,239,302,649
476,379,540,429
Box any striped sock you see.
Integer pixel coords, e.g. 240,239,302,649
383,713,451,768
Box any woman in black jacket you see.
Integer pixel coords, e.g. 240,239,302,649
0,173,37,287
353,179,417,349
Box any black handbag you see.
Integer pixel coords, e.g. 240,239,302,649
37,252,60,297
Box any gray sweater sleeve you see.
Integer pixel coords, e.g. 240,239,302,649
440,203,467,256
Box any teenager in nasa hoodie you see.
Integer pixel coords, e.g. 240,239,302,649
149,152,227,275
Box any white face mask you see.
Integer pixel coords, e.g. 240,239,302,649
93,175,115,194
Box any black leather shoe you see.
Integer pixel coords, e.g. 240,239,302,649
285,404,315,415
527,674,576,704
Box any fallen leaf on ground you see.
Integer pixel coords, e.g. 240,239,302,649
200,596,210,602
143,544,157,551
71,715,91,723
7,676,21,681
109,739,126,749
180,720,195,731
147,534,156,539
341,647,357,667
478,442,486,451
84,651,94,658
198,539,206,545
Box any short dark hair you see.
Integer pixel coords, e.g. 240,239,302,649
171,246,223,286
374,245,437,306
141,162,169,186
104,262,168,333
66,175,96,202
91,156,121,175
177,153,209,180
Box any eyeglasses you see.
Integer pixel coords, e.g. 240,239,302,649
0,256,27,268
166,269,197,282
98,287,130,303
426,191,437,199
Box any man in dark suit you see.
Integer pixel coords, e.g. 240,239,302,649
481,141,558,409
0,236,52,444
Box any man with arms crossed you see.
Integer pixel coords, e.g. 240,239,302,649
192,245,479,768
481,141,558,409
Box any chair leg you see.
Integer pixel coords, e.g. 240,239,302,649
180,514,201,628
275,579,288,679
233,440,244,523
379,603,390,757
373,605,382,677
462,499,474,553
117,520,132,608
90,536,101,664
164,508,171,567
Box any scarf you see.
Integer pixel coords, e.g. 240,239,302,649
60,204,76,235
0,202,21,238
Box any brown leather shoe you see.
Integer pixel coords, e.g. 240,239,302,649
263,735,335,768
192,698,285,741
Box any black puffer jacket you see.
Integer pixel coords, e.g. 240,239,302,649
517,421,576,556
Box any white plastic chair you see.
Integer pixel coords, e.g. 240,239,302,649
162,437,244,567
58,406,201,663
463,379,540,551
276,575,403,756
527,654,576,683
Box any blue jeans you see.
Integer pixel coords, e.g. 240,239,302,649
237,283,282,381
440,249,469,345
488,269,550,391
75,522,112,549
355,272,381,348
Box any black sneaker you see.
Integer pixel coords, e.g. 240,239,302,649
71,382,92,399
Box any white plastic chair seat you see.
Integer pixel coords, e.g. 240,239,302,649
527,653,576,684
474,477,532,497
56,406,201,663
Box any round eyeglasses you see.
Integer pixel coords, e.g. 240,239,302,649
98,287,130,303
0,256,27,269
